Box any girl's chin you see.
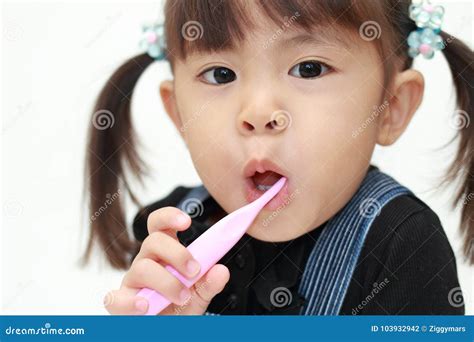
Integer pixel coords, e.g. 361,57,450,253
245,218,295,242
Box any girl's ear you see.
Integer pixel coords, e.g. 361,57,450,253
159,80,186,140
377,69,425,146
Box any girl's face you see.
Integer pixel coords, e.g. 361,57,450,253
161,15,402,242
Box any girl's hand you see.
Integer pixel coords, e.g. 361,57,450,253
104,206,230,315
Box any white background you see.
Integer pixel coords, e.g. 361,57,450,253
1,0,473,314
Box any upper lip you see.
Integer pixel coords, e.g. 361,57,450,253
243,158,287,178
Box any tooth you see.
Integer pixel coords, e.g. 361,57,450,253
256,184,272,191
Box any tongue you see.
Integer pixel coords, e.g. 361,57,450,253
252,171,281,186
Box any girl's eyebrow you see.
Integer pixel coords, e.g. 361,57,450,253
275,31,352,50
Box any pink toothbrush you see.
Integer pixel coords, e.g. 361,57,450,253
135,177,287,315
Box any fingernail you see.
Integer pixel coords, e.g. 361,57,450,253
135,298,148,313
175,213,189,226
179,289,192,304
186,260,200,277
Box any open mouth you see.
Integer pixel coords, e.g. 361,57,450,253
250,170,283,192
243,158,289,207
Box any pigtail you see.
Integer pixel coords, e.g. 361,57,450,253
82,53,155,269
439,31,474,264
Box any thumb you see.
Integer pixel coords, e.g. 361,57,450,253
161,264,230,315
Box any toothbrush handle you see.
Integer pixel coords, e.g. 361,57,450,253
133,193,267,315
133,177,286,315
134,214,243,315
136,264,201,315
135,287,170,315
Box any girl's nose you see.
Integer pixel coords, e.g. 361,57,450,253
238,109,292,136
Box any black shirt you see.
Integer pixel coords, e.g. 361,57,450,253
132,177,464,315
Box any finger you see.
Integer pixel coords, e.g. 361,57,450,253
147,206,191,239
134,232,201,278
104,289,149,315
122,258,192,306
163,264,230,315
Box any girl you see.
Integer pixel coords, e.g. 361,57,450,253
84,0,473,315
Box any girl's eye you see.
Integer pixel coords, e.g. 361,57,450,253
289,60,330,79
200,67,236,85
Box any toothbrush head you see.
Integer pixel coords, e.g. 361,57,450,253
250,176,287,211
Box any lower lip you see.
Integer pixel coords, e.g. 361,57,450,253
244,177,290,211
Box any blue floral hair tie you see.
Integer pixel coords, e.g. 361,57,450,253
139,22,167,61
407,0,445,59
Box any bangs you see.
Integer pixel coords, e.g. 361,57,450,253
163,0,410,62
